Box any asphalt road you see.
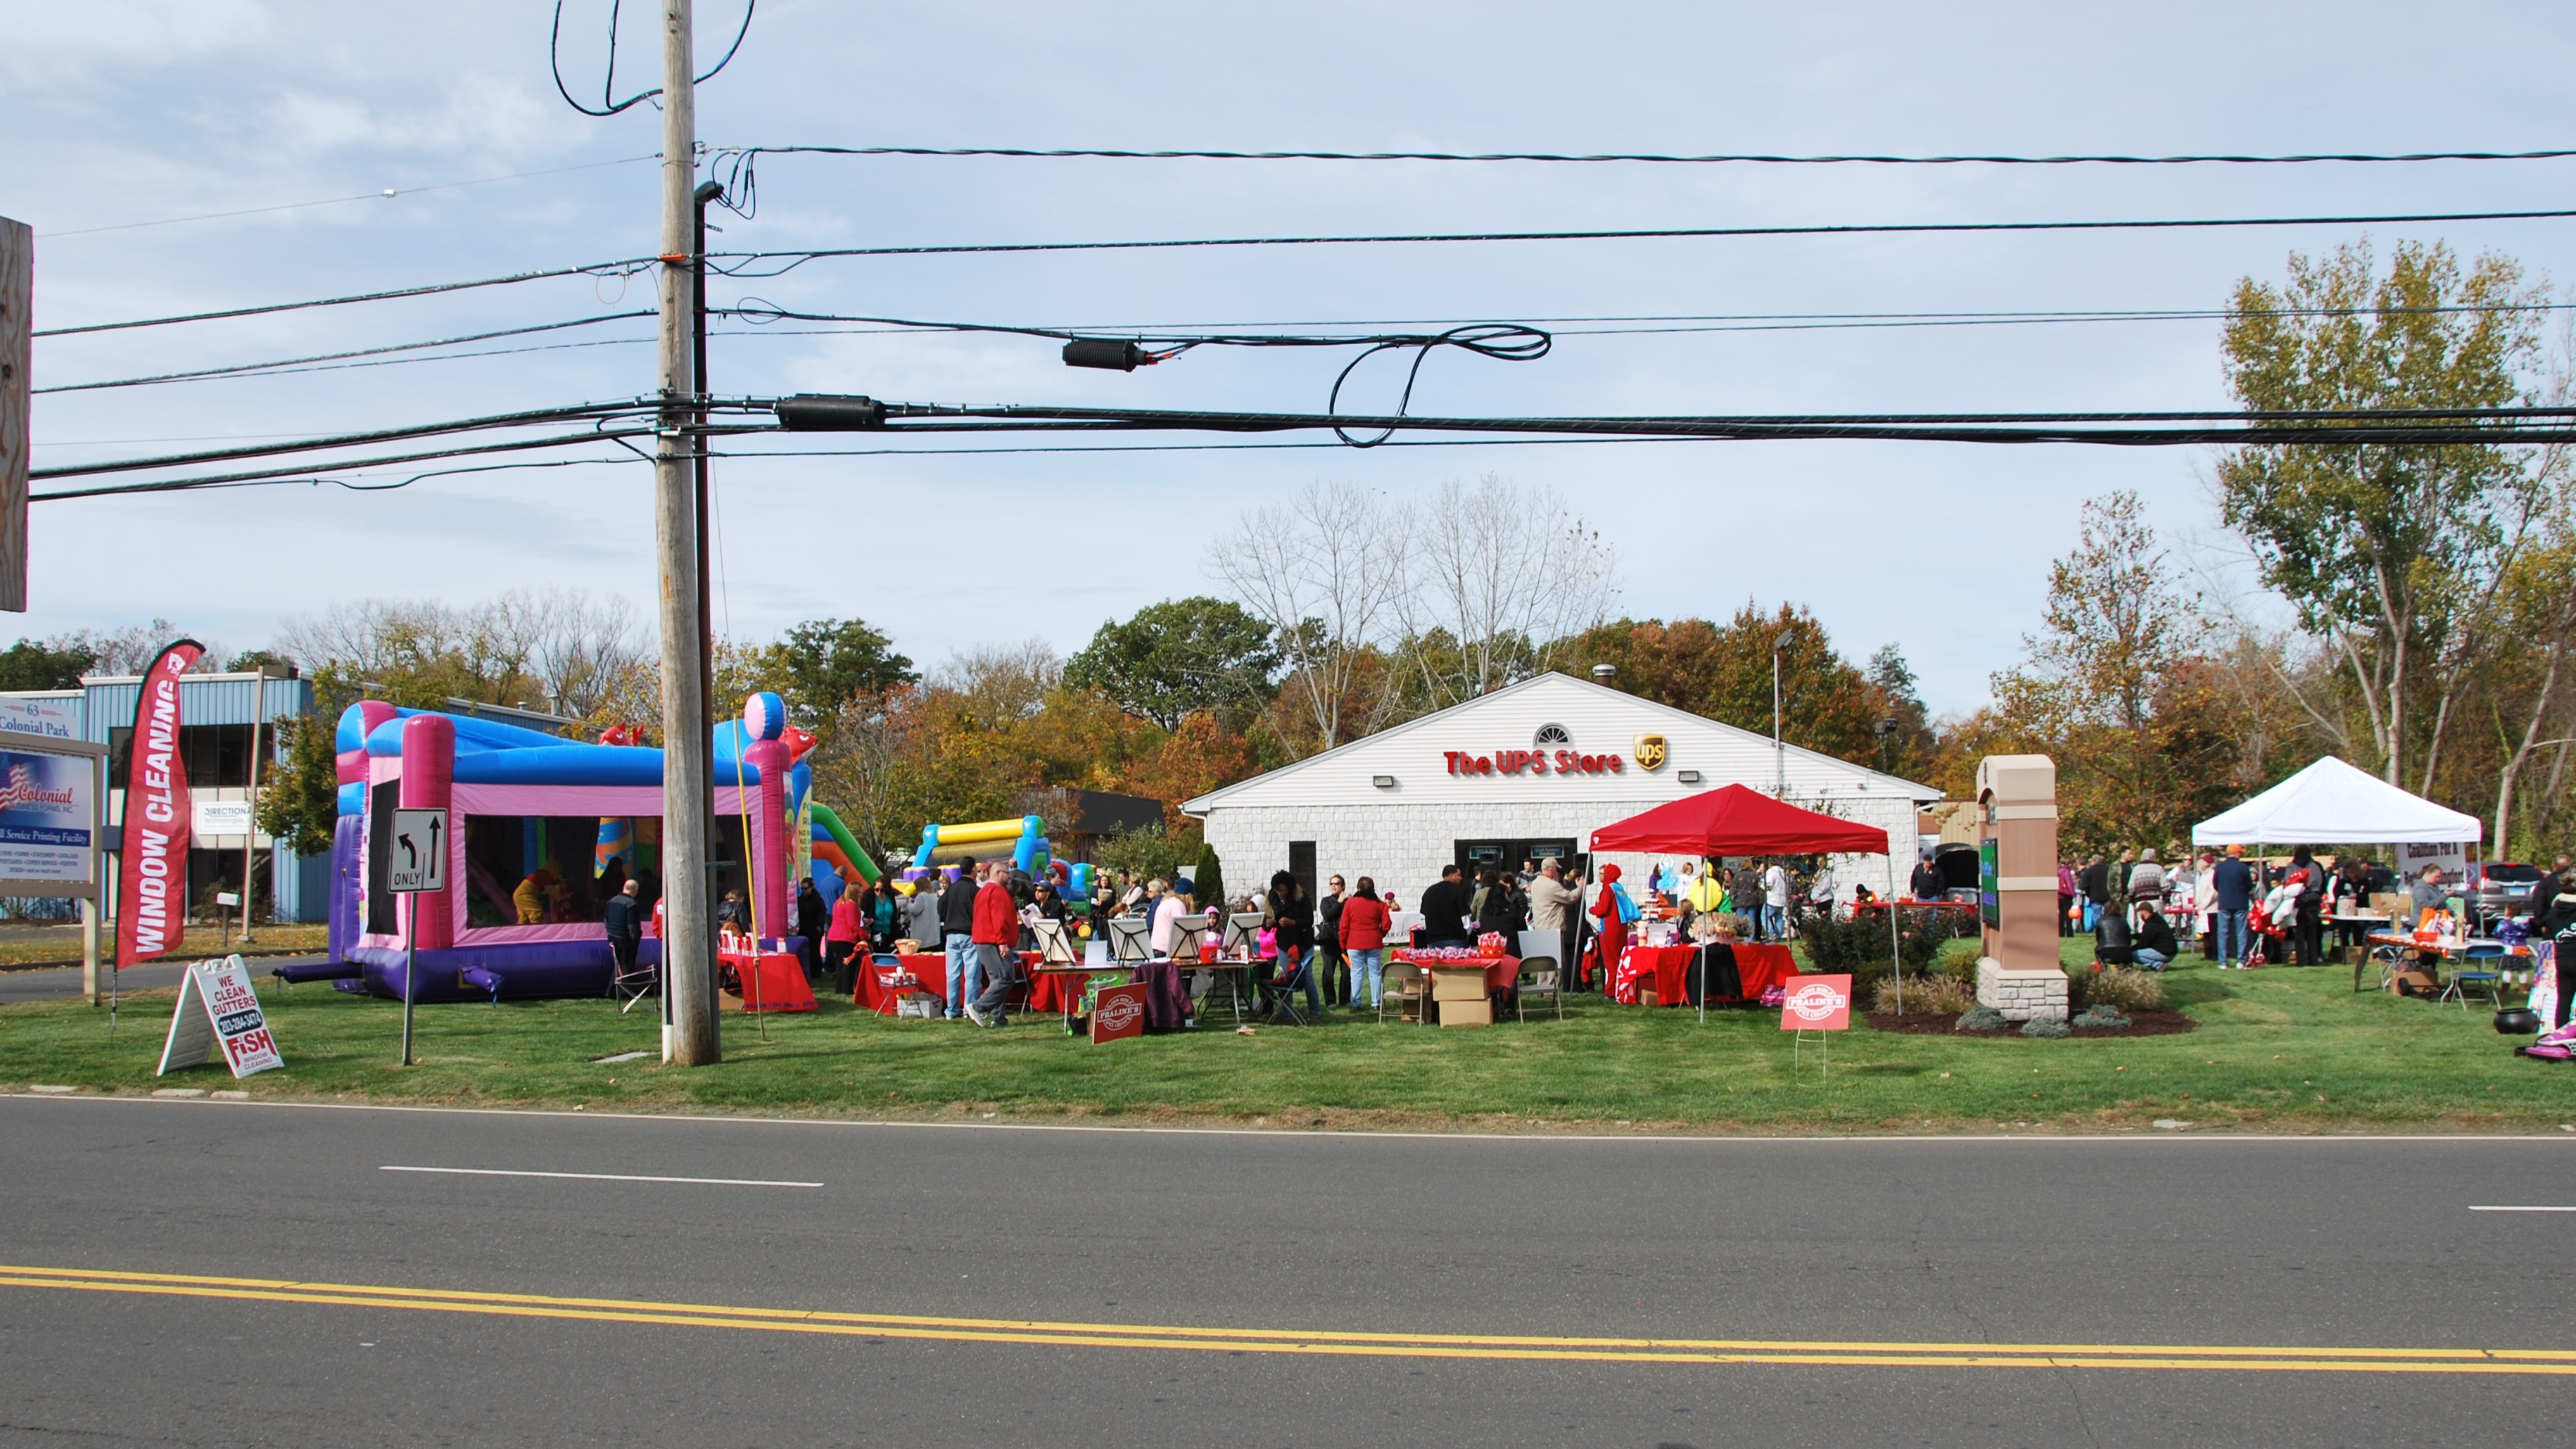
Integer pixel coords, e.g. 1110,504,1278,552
0,955,326,1004
1,1096,2571,1448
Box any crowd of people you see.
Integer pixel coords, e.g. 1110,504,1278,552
2052,844,2576,970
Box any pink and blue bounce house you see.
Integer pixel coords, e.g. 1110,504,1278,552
285,692,816,1002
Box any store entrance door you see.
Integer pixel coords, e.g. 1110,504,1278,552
1454,837,1580,878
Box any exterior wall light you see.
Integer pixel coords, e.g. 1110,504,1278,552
1371,775,1397,789
1677,770,1703,785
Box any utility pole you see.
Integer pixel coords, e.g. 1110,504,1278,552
655,0,718,1065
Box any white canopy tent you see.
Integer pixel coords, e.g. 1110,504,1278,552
2190,757,2483,847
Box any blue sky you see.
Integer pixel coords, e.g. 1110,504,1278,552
6,0,2573,712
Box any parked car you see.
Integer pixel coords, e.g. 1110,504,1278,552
2477,862,2546,923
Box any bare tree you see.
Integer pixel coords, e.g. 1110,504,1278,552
932,639,1061,726
1210,481,1411,750
1395,474,1620,707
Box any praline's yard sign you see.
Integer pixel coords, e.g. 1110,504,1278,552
1090,981,1148,1044
1778,974,1853,1032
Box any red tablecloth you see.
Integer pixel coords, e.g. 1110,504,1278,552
1611,942,1800,1005
862,951,1043,1014
719,949,817,1013
1392,951,1518,993
1732,942,1797,999
1617,945,1699,1005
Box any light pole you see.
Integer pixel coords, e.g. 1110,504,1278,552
1771,632,1790,798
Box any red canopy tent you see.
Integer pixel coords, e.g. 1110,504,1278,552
1589,784,1893,856
1589,785,1903,1020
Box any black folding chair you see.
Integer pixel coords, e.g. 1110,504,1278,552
1262,950,1316,1025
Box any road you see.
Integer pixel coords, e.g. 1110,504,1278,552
0,955,325,1005
0,1096,2570,1447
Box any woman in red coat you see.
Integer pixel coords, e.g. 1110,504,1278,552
826,887,866,998
1587,863,1628,991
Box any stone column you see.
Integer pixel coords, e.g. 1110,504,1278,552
1974,754,2067,1021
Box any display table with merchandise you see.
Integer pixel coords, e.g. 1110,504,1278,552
718,944,818,1013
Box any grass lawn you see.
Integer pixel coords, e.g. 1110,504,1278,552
0,923,329,970
2,939,2568,1133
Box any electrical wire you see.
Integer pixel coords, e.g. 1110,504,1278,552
34,258,654,338
27,400,666,480
552,0,755,117
38,155,661,239
35,312,656,393
30,434,656,501
725,142,2576,167
707,203,2576,277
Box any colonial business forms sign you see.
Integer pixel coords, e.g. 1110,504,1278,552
0,747,94,885
115,638,205,970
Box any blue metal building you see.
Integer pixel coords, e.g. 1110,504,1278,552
0,671,326,923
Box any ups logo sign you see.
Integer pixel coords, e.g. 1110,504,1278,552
1633,733,1668,771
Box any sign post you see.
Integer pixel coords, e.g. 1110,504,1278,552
387,807,448,1066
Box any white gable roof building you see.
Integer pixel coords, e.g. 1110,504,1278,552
1184,672,1939,904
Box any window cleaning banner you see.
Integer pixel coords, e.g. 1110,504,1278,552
115,638,204,970
0,746,93,885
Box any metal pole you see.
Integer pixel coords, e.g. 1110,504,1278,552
1771,639,1786,798
242,669,262,944
400,893,417,1067
656,0,719,1065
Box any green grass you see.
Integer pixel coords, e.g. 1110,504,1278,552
2,939,2569,1133
0,923,329,968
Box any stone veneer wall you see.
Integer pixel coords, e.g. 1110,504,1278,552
1976,958,2070,1023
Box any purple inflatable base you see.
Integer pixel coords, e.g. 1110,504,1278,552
342,940,663,1004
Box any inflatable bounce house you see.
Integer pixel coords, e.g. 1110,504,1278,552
289,692,877,1003
900,814,1092,906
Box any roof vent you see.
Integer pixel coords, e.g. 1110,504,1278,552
1590,664,1617,683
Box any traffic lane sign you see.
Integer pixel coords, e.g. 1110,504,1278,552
388,809,448,894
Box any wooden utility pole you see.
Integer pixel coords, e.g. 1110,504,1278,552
0,213,27,613
655,0,719,1065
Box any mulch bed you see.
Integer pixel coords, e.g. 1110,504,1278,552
1865,1007,2198,1037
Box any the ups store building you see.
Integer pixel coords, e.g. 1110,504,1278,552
1184,671,1934,904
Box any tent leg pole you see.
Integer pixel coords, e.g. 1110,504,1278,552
1889,852,1904,1014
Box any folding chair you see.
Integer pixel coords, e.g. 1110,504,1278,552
2440,944,2506,1011
1263,950,1316,1025
1514,955,1564,1022
1381,960,1428,1025
610,944,659,1015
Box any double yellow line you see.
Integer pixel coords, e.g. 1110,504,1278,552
4,1264,2571,1374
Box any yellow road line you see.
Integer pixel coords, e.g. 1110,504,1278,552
2,1265,2569,1374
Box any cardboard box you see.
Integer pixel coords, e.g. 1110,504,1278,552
1430,970,1488,1002
1438,999,1494,1027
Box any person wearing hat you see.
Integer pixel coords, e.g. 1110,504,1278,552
2211,844,2254,968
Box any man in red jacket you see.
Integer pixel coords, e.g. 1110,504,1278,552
964,863,1024,1027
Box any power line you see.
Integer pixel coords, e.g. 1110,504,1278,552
37,155,661,239
36,312,656,393
772,394,2576,448
32,258,654,338
27,400,663,480
552,0,755,116
727,142,2576,167
31,436,654,502
710,203,2576,276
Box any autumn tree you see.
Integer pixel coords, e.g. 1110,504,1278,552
2219,238,2552,793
